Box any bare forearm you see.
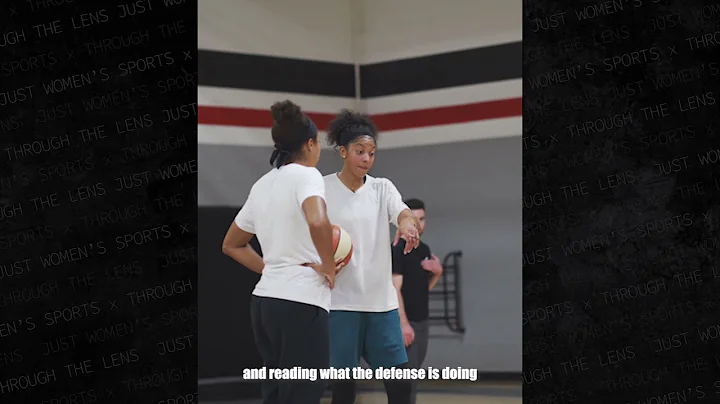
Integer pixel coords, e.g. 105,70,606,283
429,274,441,290
398,209,419,229
223,245,264,273
396,290,410,324
309,219,335,267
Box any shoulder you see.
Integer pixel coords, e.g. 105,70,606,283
285,164,322,181
376,176,399,188
366,174,382,184
251,169,276,191
257,168,277,181
367,176,395,189
368,177,401,199
323,173,341,188
287,164,319,174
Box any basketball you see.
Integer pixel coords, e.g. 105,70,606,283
332,225,353,269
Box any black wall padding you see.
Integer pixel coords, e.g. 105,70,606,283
199,206,263,398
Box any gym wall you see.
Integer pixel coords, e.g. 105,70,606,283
198,0,521,382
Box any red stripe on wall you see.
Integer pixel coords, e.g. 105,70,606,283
198,107,337,130
198,97,521,131
371,98,521,131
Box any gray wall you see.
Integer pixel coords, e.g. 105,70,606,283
199,136,521,372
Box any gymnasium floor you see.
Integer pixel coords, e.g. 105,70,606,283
202,381,521,404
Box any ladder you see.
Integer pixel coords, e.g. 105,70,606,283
428,251,466,335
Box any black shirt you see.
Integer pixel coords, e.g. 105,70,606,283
391,239,432,322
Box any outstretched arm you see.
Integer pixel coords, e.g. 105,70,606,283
397,209,420,233
386,179,420,253
392,209,421,253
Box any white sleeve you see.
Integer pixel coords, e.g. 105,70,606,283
234,195,255,233
295,167,326,206
385,179,409,226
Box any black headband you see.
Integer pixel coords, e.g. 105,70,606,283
339,125,374,146
269,118,318,168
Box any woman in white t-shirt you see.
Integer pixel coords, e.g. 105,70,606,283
221,101,339,404
322,110,420,404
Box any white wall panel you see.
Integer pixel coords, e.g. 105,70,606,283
199,0,355,63
355,0,521,64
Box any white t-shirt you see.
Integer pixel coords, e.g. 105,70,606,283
234,164,332,311
324,173,409,312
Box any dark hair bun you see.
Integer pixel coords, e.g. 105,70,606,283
271,100,303,124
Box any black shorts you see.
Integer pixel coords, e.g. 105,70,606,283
250,296,329,404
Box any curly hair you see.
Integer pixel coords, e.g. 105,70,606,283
326,109,378,149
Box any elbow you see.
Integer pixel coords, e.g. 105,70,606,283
221,240,241,256
307,216,329,230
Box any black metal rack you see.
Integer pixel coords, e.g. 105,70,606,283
427,250,466,334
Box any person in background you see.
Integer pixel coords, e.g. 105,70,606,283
391,198,443,404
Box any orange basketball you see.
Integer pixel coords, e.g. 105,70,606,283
332,225,353,271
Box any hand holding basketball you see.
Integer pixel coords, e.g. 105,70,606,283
305,225,352,285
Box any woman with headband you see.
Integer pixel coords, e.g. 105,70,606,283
322,110,420,404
